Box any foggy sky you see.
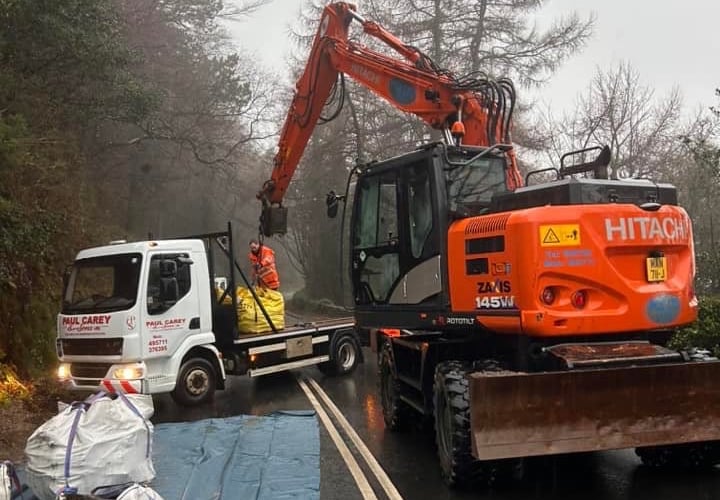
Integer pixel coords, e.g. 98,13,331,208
228,0,720,116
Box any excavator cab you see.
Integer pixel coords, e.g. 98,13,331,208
349,143,509,324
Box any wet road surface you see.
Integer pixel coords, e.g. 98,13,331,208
153,348,720,499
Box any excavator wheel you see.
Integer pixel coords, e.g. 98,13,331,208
379,341,412,431
433,361,523,488
636,441,720,469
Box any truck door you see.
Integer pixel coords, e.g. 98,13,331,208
143,253,199,358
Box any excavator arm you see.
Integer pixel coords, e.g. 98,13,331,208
258,2,522,221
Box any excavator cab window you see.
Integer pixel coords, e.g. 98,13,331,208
407,165,433,259
352,171,401,303
444,151,508,218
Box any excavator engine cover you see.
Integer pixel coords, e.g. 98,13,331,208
491,177,678,212
468,360,720,460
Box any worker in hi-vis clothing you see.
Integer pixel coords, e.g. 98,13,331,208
248,239,280,290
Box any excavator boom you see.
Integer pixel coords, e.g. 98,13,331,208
259,2,521,209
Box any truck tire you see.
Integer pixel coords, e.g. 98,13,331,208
171,357,216,406
378,341,411,431
318,334,360,376
434,361,522,488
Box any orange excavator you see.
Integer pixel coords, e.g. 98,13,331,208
258,2,720,486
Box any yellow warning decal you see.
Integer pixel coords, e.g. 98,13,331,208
540,224,581,247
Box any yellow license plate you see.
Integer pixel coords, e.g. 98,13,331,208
646,256,667,282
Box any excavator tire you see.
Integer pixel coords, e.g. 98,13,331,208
434,361,523,488
636,441,720,469
379,341,412,431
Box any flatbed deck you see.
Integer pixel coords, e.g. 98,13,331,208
233,316,355,345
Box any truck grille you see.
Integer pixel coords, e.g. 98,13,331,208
71,363,112,379
61,338,123,356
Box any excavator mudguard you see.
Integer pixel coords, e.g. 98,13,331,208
469,361,720,460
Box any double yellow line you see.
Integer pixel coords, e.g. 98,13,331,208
296,376,403,500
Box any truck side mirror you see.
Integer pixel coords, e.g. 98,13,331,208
62,266,72,296
159,259,179,304
160,277,179,304
159,259,177,278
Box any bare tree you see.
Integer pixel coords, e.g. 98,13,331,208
84,0,282,238
363,0,594,86
538,62,683,179
671,107,720,293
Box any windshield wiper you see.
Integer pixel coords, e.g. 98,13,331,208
93,297,132,309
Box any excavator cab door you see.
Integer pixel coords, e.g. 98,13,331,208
350,148,446,324
351,169,402,305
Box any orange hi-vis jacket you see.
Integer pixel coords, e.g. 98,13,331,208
249,245,280,290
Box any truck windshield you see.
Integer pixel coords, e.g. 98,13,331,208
444,153,508,217
62,253,142,314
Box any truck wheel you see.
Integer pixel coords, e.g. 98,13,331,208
379,341,411,431
434,361,522,488
318,335,360,376
171,357,216,406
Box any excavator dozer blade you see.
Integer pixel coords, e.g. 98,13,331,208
469,361,720,460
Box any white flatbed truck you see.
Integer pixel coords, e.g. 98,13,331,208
56,224,361,405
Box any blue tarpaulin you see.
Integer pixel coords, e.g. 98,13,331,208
152,411,320,500
16,410,320,500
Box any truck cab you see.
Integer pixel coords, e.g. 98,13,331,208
57,239,224,400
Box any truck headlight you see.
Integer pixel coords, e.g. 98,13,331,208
112,365,144,380
58,363,71,380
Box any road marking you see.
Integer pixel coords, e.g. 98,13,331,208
306,377,404,500
296,378,378,500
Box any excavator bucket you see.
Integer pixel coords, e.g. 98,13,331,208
468,361,720,460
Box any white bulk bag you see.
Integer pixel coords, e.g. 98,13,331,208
24,392,155,500
0,460,21,500
116,483,164,500
90,482,164,500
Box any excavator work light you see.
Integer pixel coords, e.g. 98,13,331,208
541,287,555,305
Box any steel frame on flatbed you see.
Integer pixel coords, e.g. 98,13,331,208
176,222,278,334
173,222,358,377
235,318,356,376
